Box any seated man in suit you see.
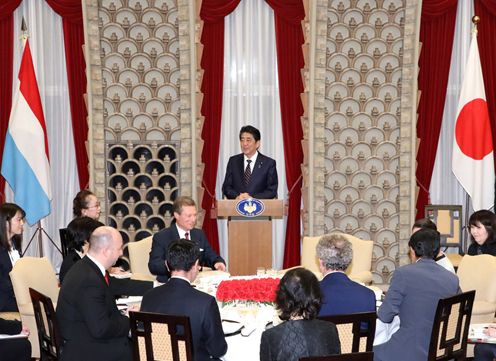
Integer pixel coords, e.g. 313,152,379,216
222,125,278,200
141,239,227,361
148,196,225,283
57,226,134,361
316,234,376,316
373,228,460,361
0,318,31,361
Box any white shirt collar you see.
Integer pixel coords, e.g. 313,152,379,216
170,275,191,284
175,224,190,239
86,253,106,277
244,151,259,169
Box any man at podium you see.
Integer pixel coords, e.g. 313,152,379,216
222,125,278,200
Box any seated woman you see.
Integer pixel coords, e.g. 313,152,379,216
260,268,341,361
467,210,496,256
0,203,25,312
60,217,152,296
59,217,103,283
71,189,128,270
73,189,101,220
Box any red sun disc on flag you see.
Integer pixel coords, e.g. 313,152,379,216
455,98,493,160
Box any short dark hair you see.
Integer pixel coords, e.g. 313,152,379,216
167,239,200,272
412,218,437,231
276,268,322,321
239,125,261,142
172,196,196,215
66,217,104,252
468,210,496,245
0,203,26,252
408,228,440,259
73,190,95,217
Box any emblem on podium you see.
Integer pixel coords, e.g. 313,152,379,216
235,198,265,217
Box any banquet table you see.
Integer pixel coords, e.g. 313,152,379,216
195,272,386,361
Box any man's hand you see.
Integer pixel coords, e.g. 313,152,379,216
125,304,140,317
484,324,496,337
214,262,226,272
236,193,251,200
21,325,30,336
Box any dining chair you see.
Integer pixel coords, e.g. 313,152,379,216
424,205,464,268
457,255,496,324
129,311,194,361
58,228,70,258
29,288,62,361
427,290,475,361
319,312,376,353
300,233,374,284
10,256,60,359
127,236,156,281
300,351,374,361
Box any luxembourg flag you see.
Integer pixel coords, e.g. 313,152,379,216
452,30,494,211
1,40,52,225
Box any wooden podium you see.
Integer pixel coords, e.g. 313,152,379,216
215,199,284,276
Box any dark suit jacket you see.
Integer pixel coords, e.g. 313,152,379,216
260,319,340,361
222,152,278,199
148,224,225,283
56,256,132,361
0,245,19,312
467,241,496,255
318,272,376,316
140,277,227,361
59,250,152,296
373,259,460,361
0,318,31,361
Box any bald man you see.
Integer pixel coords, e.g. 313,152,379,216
56,226,132,361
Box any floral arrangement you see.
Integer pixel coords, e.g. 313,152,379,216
216,277,280,305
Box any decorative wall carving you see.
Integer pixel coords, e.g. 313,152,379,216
325,0,405,284
99,0,180,245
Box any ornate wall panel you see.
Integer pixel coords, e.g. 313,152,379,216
99,0,181,245
325,0,405,284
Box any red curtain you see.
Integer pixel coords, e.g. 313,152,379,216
0,0,22,203
45,0,89,189
415,0,458,219
475,0,496,206
199,0,241,253
266,0,305,268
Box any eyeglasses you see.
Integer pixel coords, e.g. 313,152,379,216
86,202,101,209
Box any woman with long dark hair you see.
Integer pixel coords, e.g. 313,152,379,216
0,203,26,312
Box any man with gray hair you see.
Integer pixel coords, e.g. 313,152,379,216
57,226,133,361
317,234,376,316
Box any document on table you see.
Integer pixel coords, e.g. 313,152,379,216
469,323,496,344
0,333,28,340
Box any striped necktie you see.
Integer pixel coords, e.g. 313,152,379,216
244,159,252,185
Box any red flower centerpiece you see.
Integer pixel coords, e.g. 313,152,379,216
216,277,280,306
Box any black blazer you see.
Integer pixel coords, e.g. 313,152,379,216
148,224,225,283
140,277,227,361
0,244,19,312
222,152,278,199
467,241,496,256
56,256,132,361
260,319,341,361
59,250,152,296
